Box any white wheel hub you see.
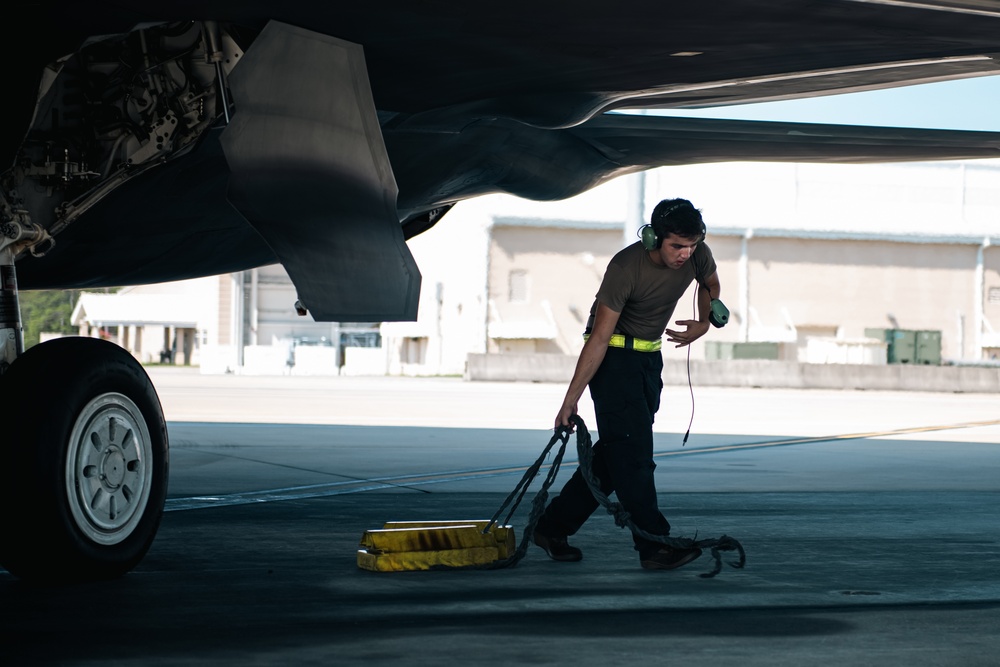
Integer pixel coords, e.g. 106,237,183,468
65,392,154,545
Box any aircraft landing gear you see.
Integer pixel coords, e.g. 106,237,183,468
0,337,169,582
0,245,168,583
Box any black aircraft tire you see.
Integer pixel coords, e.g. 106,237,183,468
0,337,168,582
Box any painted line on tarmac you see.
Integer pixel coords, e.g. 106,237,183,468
165,418,1000,512
654,418,1000,459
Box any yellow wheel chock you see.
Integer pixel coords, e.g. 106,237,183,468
357,424,571,573
357,520,516,572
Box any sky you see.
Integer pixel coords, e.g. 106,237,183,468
653,74,1000,132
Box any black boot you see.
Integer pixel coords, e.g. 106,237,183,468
533,532,583,562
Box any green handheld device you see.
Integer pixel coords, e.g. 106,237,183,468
709,299,729,328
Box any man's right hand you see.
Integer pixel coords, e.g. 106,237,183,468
554,403,577,432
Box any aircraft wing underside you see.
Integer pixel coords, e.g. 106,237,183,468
5,3,1000,321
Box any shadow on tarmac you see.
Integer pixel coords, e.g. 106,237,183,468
3,417,1000,665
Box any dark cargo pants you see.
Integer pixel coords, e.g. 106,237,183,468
537,345,671,560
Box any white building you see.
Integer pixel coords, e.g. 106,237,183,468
71,278,213,365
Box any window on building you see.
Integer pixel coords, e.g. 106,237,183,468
341,331,381,348
403,337,427,364
989,286,1000,304
509,269,529,303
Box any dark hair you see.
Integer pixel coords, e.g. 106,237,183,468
650,198,705,241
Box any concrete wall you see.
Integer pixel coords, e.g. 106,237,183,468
738,236,979,359
465,353,1000,393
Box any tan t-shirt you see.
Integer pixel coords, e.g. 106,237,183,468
586,241,717,341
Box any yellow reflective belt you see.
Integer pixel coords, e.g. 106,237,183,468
583,333,662,352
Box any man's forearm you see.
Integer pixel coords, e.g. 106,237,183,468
697,284,712,323
563,339,607,408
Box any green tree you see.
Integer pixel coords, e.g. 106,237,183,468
18,289,82,348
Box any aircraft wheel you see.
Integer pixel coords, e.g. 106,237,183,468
0,337,168,582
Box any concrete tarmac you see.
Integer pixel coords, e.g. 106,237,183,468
3,367,1000,666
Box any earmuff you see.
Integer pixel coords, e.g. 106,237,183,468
639,225,659,251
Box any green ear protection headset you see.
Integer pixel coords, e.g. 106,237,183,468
639,224,662,251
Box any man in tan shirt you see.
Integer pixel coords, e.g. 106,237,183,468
534,198,722,570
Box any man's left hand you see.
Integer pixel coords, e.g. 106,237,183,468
665,319,710,347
